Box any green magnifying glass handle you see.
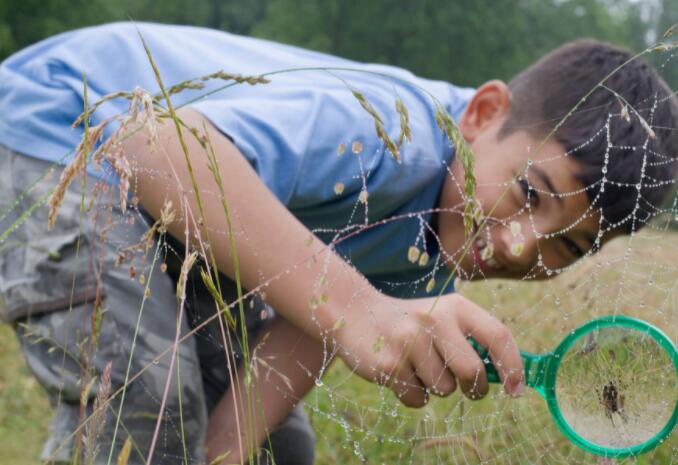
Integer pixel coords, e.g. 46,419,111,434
466,317,678,458
468,338,551,393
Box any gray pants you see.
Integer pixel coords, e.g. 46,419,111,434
0,148,315,465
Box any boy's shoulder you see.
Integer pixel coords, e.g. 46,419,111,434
0,21,473,184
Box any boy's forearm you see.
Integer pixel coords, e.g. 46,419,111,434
205,316,326,464
126,107,525,409
128,108,384,340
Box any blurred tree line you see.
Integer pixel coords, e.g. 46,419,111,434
0,0,675,87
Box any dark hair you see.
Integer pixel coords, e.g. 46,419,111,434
500,39,678,234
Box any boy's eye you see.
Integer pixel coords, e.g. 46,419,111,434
561,236,584,258
518,177,540,208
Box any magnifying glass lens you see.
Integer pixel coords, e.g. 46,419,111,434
555,325,678,449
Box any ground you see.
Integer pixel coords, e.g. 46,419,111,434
1,228,677,464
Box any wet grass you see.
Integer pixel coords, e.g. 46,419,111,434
0,323,50,465
2,228,677,464
307,227,678,465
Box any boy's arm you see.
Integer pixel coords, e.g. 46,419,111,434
205,317,325,464
126,107,525,407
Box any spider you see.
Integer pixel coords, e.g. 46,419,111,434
596,380,628,426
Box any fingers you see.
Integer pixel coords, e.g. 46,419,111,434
410,334,457,397
353,294,523,410
389,362,429,408
357,347,428,408
376,338,453,407
434,325,489,399
455,300,525,396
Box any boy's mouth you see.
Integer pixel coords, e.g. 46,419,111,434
471,233,502,272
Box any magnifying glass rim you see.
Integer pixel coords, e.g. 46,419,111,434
543,315,678,458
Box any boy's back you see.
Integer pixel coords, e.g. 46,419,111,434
0,21,476,296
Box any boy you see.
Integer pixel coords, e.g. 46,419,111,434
0,22,675,465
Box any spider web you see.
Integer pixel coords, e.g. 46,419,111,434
290,87,678,464
3,39,678,465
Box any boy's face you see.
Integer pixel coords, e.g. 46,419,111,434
438,81,608,280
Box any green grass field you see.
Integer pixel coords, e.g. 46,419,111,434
0,323,50,465
2,228,677,464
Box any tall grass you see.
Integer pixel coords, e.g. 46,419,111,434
1,25,678,465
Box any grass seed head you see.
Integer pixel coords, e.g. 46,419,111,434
201,70,270,86
435,105,477,237
510,221,522,236
176,251,199,298
637,113,657,139
358,189,369,204
481,242,495,261
510,242,525,257
158,200,175,234
652,40,678,52
663,22,678,39
350,89,401,162
116,436,132,465
407,245,421,263
72,91,132,128
372,335,385,353
395,97,412,147
83,361,112,465
47,122,106,229
332,316,346,332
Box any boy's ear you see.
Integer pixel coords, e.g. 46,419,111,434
459,80,511,142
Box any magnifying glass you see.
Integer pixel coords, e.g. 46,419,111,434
471,315,678,457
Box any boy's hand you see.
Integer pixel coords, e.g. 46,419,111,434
333,293,525,407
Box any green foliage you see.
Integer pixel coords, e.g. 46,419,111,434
252,0,650,84
0,324,49,465
0,0,674,88
652,0,678,89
